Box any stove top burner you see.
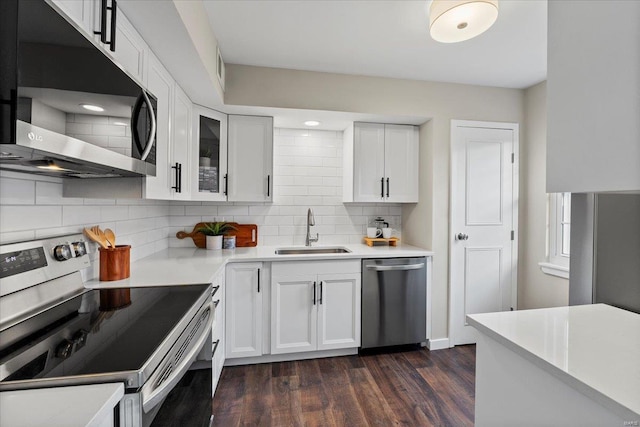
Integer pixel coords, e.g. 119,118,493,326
0,284,210,390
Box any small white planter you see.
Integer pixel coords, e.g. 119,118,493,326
206,235,223,250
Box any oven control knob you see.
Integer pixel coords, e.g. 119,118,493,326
72,242,87,257
55,339,74,359
53,244,72,261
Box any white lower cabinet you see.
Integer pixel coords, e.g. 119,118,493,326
224,263,263,359
271,261,361,355
211,268,225,395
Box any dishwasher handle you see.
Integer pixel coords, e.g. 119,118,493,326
366,263,425,271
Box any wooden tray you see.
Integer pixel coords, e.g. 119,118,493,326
176,222,258,248
363,237,399,247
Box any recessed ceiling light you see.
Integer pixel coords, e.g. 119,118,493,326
304,120,320,127
80,104,104,112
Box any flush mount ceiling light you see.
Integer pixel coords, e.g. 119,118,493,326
304,120,320,127
429,0,499,43
80,103,104,112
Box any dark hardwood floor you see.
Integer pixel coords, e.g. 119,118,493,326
212,345,475,426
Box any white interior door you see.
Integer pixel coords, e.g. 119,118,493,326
450,121,518,345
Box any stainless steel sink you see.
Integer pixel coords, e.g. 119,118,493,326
274,246,352,255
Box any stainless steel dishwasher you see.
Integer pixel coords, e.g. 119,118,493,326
361,257,427,349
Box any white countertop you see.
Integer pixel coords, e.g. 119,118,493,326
0,383,124,427
85,243,433,289
467,304,640,418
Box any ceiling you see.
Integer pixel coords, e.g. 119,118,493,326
203,0,547,90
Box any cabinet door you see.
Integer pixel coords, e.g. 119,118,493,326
384,124,419,203
109,9,148,86
225,263,262,359
227,115,274,202
52,0,95,34
143,53,173,200
170,85,192,199
271,275,317,354
317,273,361,350
192,106,228,201
353,123,386,202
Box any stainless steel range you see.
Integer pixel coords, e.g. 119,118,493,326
0,234,213,427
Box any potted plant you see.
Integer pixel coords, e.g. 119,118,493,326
199,147,212,167
197,222,236,250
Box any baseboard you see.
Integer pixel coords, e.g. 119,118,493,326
427,338,451,350
224,348,358,366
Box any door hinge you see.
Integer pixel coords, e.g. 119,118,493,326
511,153,515,163
510,230,515,240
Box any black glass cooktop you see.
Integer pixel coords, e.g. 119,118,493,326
0,284,209,386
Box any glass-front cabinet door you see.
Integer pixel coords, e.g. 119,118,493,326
192,106,228,201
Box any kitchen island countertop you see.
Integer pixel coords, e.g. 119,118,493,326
468,304,640,423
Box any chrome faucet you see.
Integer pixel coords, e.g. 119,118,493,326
305,208,319,246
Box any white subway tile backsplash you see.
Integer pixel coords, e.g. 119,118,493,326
1,205,62,231
0,177,35,205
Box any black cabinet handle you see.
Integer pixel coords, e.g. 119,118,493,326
108,0,117,52
319,281,323,305
257,268,260,293
212,339,220,355
267,175,270,197
212,285,220,296
94,0,116,51
223,174,228,196
313,281,316,305
171,162,180,193
381,177,384,198
171,162,181,193
213,299,220,307
386,177,390,198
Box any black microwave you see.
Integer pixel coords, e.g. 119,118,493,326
0,0,156,178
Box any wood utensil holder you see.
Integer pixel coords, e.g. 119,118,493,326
99,245,131,281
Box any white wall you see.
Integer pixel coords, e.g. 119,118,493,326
519,82,569,309
224,64,524,340
169,128,401,247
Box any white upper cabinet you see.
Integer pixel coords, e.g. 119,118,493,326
344,122,419,203
227,115,274,202
52,0,148,86
170,85,192,200
52,0,95,34
191,106,228,201
108,9,148,86
547,1,640,193
143,53,173,200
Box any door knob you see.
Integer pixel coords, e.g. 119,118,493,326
456,233,469,241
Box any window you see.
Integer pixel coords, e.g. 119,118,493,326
540,192,570,278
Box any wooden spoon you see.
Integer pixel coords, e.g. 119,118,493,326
104,228,116,248
84,227,109,249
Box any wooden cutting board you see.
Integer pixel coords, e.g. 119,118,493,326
176,222,258,248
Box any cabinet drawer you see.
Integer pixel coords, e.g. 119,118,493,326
272,260,361,276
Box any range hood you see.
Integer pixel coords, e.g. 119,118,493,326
0,121,155,178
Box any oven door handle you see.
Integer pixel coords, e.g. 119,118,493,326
140,303,213,413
